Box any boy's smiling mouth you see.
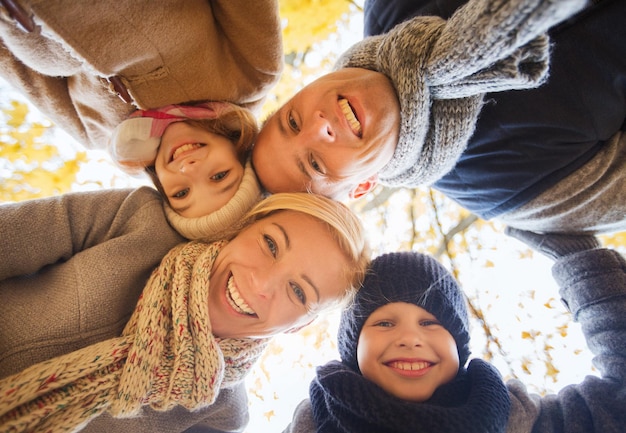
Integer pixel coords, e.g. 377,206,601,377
226,274,257,316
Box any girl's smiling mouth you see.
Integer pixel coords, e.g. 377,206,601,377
170,142,205,162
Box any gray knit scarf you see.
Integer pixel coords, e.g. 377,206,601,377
335,0,587,186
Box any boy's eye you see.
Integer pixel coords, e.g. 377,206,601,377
290,282,307,305
211,170,229,181
288,111,300,132
172,188,189,199
374,320,394,328
421,319,441,327
264,234,277,257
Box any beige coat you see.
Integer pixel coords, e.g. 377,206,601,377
0,0,283,149
0,187,251,432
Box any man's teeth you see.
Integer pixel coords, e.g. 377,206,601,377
388,361,431,371
226,276,256,315
339,98,362,137
173,143,203,160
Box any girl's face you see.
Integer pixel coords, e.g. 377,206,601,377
207,210,350,338
357,302,459,402
155,122,244,218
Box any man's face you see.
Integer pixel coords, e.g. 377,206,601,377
252,68,400,200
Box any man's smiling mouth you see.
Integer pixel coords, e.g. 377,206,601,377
339,98,362,137
226,275,256,316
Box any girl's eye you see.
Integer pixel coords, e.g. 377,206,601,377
264,235,277,257
290,282,307,305
172,188,189,199
288,111,300,132
211,170,229,181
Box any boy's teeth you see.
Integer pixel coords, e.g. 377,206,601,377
173,143,203,160
226,276,256,315
388,361,430,371
339,98,362,137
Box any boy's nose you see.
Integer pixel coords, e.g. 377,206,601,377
311,111,335,142
396,328,423,347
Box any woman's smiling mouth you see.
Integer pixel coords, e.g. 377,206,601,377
225,275,257,316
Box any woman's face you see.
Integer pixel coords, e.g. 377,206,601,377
208,210,350,338
357,302,459,402
155,122,244,218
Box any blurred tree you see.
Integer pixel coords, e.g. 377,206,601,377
0,1,624,431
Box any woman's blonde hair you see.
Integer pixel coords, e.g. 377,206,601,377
224,192,370,309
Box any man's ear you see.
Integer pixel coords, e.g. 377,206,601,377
285,318,316,334
348,175,378,200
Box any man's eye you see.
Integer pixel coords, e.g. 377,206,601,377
264,235,277,257
288,111,300,132
211,170,229,181
290,282,307,305
310,156,324,174
172,188,189,199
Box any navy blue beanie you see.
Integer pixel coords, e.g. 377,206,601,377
338,251,471,373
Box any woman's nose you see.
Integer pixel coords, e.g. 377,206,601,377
249,267,278,300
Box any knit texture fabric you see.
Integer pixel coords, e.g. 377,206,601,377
310,359,510,433
164,159,262,242
0,241,269,432
335,0,586,187
338,251,471,372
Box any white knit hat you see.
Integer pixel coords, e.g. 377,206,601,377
164,158,262,242
335,0,586,187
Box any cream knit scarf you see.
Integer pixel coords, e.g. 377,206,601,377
336,0,587,187
0,241,269,433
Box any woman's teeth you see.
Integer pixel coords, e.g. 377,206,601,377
339,98,362,137
226,276,256,315
172,143,203,160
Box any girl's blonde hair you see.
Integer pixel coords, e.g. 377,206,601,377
226,192,371,309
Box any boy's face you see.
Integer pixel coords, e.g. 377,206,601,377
357,302,459,402
207,210,350,338
155,122,244,218
251,68,400,200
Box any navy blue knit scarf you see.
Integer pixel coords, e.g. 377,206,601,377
310,359,510,433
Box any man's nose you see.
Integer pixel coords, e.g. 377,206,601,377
311,111,335,142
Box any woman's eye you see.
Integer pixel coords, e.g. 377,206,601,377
211,170,229,181
288,111,300,132
264,234,277,257
172,188,189,199
290,282,307,305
